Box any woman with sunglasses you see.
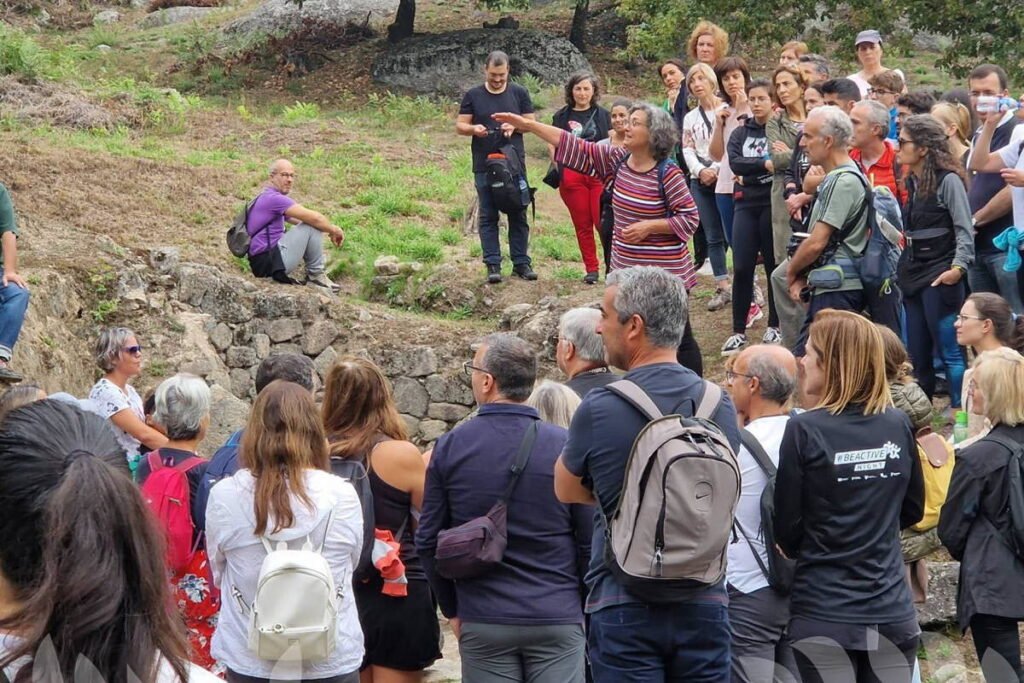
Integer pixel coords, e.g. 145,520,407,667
896,115,974,413
88,327,166,476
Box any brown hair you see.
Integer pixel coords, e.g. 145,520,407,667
687,20,729,63
0,384,44,424
876,324,914,383
563,71,601,108
868,69,905,94
902,114,966,197
782,40,808,58
714,56,751,106
967,292,1024,353
658,58,686,81
241,380,330,536
807,310,891,415
322,357,408,460
771,64,807,108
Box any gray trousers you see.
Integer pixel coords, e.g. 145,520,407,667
459,622,586,683
771,259,807,353
278,222,326,277
729,585,797,683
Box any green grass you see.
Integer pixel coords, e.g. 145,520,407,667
280,101,321,124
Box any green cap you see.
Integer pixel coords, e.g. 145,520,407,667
955,410,968,425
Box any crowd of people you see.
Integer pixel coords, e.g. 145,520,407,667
3,18,1024,683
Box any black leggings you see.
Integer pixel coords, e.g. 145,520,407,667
731,201,778,333
793,637,918,683
676,309,703,377
971,614,1024,682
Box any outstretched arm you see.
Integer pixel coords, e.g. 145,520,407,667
492,112,563,147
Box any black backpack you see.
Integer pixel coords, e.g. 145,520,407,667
978,433,1024,559
226,196,259,258
600,154,672,233
330,456,377,581
484,141,535,217
735,429,796,594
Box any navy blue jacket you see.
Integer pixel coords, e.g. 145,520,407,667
416,403,593,625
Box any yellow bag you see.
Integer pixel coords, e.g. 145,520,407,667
911,429,955,532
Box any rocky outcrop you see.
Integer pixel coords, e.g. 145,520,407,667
917,561,958,627
140,6,217,28
371,29,592,96
224,0,398,37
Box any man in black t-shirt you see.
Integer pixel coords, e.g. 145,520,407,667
456,50,537,284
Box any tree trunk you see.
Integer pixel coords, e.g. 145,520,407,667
387,0,415,43
568,0,589,52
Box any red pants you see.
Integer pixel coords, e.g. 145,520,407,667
558,167,605,273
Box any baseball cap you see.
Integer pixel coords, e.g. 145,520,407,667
855,30,882,46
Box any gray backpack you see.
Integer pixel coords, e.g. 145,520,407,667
602,380,740,601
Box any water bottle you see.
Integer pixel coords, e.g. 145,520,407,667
953,410,969,444
976,95,1020,113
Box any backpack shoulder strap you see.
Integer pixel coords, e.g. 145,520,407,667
694,381,724,420
500,421,540,503
656,158,675,217
982,432,1024,458
741,428,777,477
605,380,664,420
175,456,206,474
227,429,244,447
146,450,164,474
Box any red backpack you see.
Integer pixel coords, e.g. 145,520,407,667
141,450,205,573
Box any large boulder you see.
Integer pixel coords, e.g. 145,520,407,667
372,29,592,96
140,6,217,28
224,0,398,37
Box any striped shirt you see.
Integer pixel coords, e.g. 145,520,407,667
556,131,700,289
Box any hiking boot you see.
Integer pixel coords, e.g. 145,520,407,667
721,333,748,356
583,271,599,285
745,303,764,329
0,363,23,383
762,327,783,345
706,288,731,312
753,283,765,308
307,273,340,291
486,264,503,284
513,265,538,281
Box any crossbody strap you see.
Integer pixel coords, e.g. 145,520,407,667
500,422,540,503
734,516,773,581
740,428,777,477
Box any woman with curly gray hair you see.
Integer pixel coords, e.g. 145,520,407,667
87,326,166,474
493,103,705,374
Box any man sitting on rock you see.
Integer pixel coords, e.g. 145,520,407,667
0,181,29,383
246,158,345,291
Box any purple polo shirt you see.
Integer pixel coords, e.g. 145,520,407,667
246,187,295,256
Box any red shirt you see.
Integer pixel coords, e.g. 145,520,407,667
850,142,907,205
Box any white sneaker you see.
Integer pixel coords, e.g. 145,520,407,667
721,333,748,356
753,283,765,308
745,303,764,329
762,327,783,345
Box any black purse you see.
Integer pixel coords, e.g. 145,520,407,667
542,163,560,189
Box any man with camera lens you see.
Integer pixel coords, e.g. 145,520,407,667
782,106,900,356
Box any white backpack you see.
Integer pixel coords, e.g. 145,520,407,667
232,511,342,663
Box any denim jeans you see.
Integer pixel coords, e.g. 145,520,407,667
691,180,728,282
0,267,30,362
716,193,735,246
588,602,730,682
968,251,1024,314
904,282,966,408
474,172,532,267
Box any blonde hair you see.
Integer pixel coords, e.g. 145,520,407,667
782,41,808,58
686,62,718,92
931,101,971,149
526,380,581,429
876,324,914,383
687,21,729,63
807,310,891,415
972,347,1024,426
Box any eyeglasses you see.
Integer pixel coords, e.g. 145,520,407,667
896,137,915,147
123,345,143,355
274,172,297,179
868,88,894,96
955,313,987,323
462,361,490,378
626,119,648,129
725,370,756,383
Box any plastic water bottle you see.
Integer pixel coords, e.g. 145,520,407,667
953,410,969,444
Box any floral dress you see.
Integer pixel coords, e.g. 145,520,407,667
174,547,223,675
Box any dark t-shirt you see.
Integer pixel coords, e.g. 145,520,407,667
552,106,611,144
459,83,535,173
969,117,1023,254
562,362,741,613
774,406,924,626
564,368,618,398
136,447,209,542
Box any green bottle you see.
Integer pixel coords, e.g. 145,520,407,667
953,410,969,444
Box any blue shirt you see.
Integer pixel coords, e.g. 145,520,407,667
562,362,741,613
416,403,592,625
887,107,898,142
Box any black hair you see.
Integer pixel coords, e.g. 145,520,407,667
564,71,601,108
897,90,936,115
255,352,316,394
0,400,190,683
820,78,862,104
968,63,1009,92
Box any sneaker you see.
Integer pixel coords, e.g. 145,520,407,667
307,273,340,291
706,287,731,312
512,265,538,281
745,303,764,329
583,271,599,285
0,363,23,383
753,283,765,308
486,264,502,284
721,333,747,356
762,327,783,345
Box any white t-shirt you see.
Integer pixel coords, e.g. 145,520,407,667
682,103,726,180
847,68,907,99
0,634,220,683
88,377,145,466
726,414,790,594
998,125,1024,231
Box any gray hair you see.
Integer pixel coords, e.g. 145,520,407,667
152,374,210,441
481,333,538,402
485,51,509,68
745,352,797,405
268,158,290,177
255,353,316,394
813,105,853,149
855,100,891,139
94,327,136,372
798,53,830,79
629,103,679,162
558,307,605,364
605,266,688,349
526,379,581,429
